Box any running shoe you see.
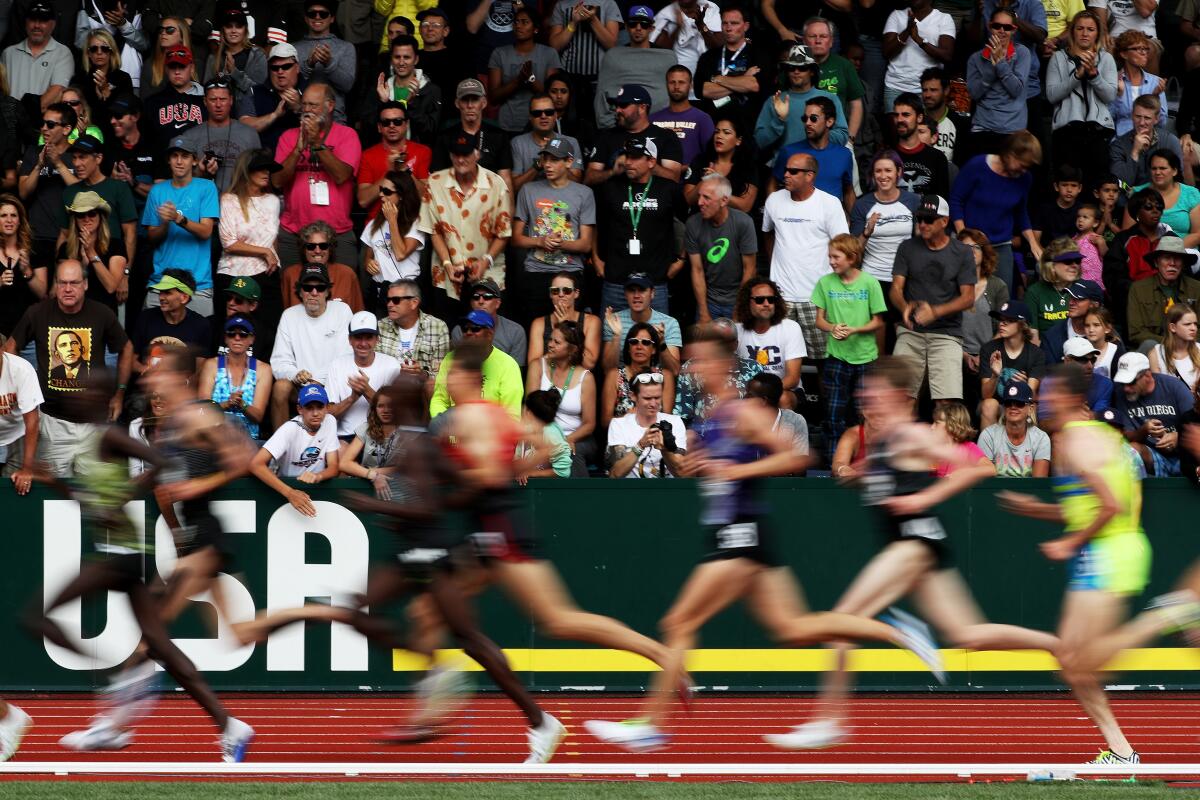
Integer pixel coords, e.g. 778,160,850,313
0,705,32,761
883,606,947,685
1087,749,1140,765
524,713,566,764
583,718,668,752
104,660,161,729
764,719,847,750
1147,591,1200,645
414,665,471,724
221,717,255,763
60,719,133,751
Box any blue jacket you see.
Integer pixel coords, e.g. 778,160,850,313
754,87,848,155
1088,373,1114,416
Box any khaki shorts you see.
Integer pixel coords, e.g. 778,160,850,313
893,329,964,400
7,414,102,478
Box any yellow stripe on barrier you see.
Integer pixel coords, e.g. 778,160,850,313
391,647,1200,672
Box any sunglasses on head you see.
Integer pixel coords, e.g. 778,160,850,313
752,295,778,305
990,22,1016,30
306,8,331,18
379,116,407,126
628,337,656,347
549,286,575,295
530,108,556,117
472,292,498,301
300,283,327,293
633,371,665,385
304,241,331,250
269,62,295,71
386,294,415,304
89,44,112,53
227,328,252,338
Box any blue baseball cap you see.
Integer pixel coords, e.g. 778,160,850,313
627,4,654,20
225,315,255,333
989,300,1030,323
606,83,652,107
461,309,495,329
298,384,328,406
1002,381,1034,405
1066,279,1103,303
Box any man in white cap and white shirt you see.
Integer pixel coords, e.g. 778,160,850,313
1111,351,1196,477
323,310,402,440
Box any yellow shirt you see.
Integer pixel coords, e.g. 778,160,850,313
1044,0,1085,39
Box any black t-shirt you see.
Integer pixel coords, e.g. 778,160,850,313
132,307,213,360
596,175,680,284
978,337,1048,397
0,257,42,338
896,143,950,198
143,87,207,154
17,143,73,242
684,151,758,203
431,123,512,173
1033,199,1081,246
590,123,685,171
56,239,128,313
692,41,773,123
104,136,156,216
237,85,302,152
8,299,129,421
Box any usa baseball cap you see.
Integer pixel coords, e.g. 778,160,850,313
298,384,329,406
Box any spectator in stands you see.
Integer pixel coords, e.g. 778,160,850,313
430,310,524,419
0,196,47,338
363,35,441,146
273,83,362,270
488,8,561,134
1104,187,1166,331
0,331,42,491
950,130,1043,290
421,130,512,307
510,96,584,194
512,138,594,323
281,220,365,313
270,263,354,428
525,319,596,472
978,380,1051,477
357,102,433,220
1110,30,1166,137
130,268,211,371
198,313,273,439
672,316,762,427
139,17,191,99
1034,168,1087,253
17,102,78,272
831,409,880,478
920,67,968,164
1112,351,1195,477
770,95,854,212
881,0,956,110
931,402,990,476
338,382,402,482
602,274,683,374
74,30,134,116
237,43,303,152
979,300,1047,428
451,278,528,364
59,133,136,270
850,150,920,302
892,194,976,405
754,45,848,163
1125,150,1199,246
142,137,219,317
958,229,1008,408
1127,237,1200,349
1042,278,1103,364
649,65,713,167
602,322,673,426
546,0,621,116
1025,242,1082,336
804,18,865,141
143,46,206,155
651,0,722,79
324,311,402,440
527,272,601,369
4,260,131,476
432,79,513,188
891,93,950,197
203,3,266,93
1062,337,1115,415
211,275,274,360
545,73,597,158
681,114,759,212
1086,305,1127,378
216,148,281,315
177,78,262,192
375,278,449,382
587,83,684,185
744,372,809,465
57,190,127,314
523,389,575,478
2,2,73,116
1148,304,1200,393
965,8,1030,155
762,151,849,364
685,174,757,323
1110,96,1183,190
251,383,340,516
694,6,769,130
295,0,355,122
104,96,153,224
734,277,806,410
359,170,425,313
592,5,674,128
605,369,687,478
1045,10,1116,189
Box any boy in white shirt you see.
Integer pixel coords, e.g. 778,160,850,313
251,384,340,516
324,311,402,438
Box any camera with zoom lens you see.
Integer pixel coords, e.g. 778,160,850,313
650,420,678,453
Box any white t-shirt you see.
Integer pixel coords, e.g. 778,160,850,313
762,188,849,303
606,411,687,478
0,353,43,447
735,320,808,378
1095,341,1118,378
270,301,355,384
262,414,339,477
359,219,426,283
1087,0,1156,37
651,2,723,80
883,9,957,93
852,195,917,281
324,353,404,436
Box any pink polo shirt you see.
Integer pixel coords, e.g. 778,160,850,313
275,123,362,235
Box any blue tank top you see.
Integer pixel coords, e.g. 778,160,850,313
212,354,259,438
695,403,761,526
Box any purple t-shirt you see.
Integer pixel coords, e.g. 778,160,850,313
649,106,715,167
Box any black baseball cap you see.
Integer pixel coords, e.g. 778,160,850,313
68,134,104,156
625,273,653,290
109,93,141,116
448,131,479,155
299,264,330,286
27,1,55,19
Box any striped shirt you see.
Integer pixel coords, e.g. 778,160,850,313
551,0,623,77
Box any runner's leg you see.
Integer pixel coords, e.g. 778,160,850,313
1057,590,1135,758
913,569,1061,651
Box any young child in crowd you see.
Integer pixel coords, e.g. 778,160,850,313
1073,203,1108,289
1033,165,1084,247
1084,307,1124,379
1093,175,1125,242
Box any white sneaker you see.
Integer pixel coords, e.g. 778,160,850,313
60,720,133,751
764,719,847,750
524,713,566,764
884,606,947,685
414,666,471,724
104,661,161,729
221,717,255,763
0,705,32,761
584,718,668,753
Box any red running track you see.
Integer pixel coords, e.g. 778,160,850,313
4,692,1200,767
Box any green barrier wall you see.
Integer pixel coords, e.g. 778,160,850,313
0,477,1197,692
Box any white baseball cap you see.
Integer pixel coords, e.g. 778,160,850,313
269,42,298,61
1062,338,1101,360
349,311,379,335
1112,351,1151,384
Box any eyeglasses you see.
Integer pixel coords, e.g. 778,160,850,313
549,286,575,295
989,22,1016,31
1071,355,1099,364
784,167,814,175
471,292,498,302
628,337,656,347
73,210,100,218
530,108,556,117
269,62,296,71
751,295,778,305
802,114,822,122
300,283,327,293
379,187,398,197
1124,45,1151,52
386,295,416,304
89,45,112,53
306,9,331,18
463,324,488,333
379,117,407,126
964,243,983,251
64,100,82,107
41,119,64,128
227,329,252,338
304,242,331,251
627,19,653,28
632,372,665,385
161,25,178,34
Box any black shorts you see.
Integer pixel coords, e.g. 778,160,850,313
882,513,954,570
466,507,540,564
173,515,232,571
700,517,782,567
97,551,159,590
393,524,457,585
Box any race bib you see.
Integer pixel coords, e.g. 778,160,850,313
715,522,759,550
899,517,946,541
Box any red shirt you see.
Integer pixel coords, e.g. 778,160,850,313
1125,235,1159,282
357,141,432,218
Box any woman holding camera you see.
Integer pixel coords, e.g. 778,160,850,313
1046,10,1116,190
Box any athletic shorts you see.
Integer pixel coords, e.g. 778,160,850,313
700,517,782,567
93,550,158,590
393,525,457,585
466,508,540,564
173,515,231,570
882,513,954,570
1067,532,1152,596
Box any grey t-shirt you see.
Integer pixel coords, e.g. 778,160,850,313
891,236,977,338
684,208,758,306
978,423,1052,477
514,179,597,273
488,43,563,133
510,132,584,175
178,121,262,192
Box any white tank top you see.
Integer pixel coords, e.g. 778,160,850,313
539,357,583,436
1153,343,1200,391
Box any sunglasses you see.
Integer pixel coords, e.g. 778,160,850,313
89,45,112,53
802,114,823,122
73,210,100,218
1002,400,1028,408
990,22,1016,31
463,324,488,333
1056,259,1083,265
627,19,652,28
628,337,656,347
379,117,407,126
633,371,665,385
41,119,64,128
379,187,398,197
1071,354,1099,364
784,167,813,175
549,286,575,295
530,108,556,117
227,329,252,338
751,295,778,305
471,292,498,301
269,62,296,71
304,242,331,251
300,283,328,293
306,8,331,18
161,25,178,34
64,100,82,107
386,295,415,304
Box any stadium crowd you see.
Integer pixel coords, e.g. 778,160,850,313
0,0,1199,490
